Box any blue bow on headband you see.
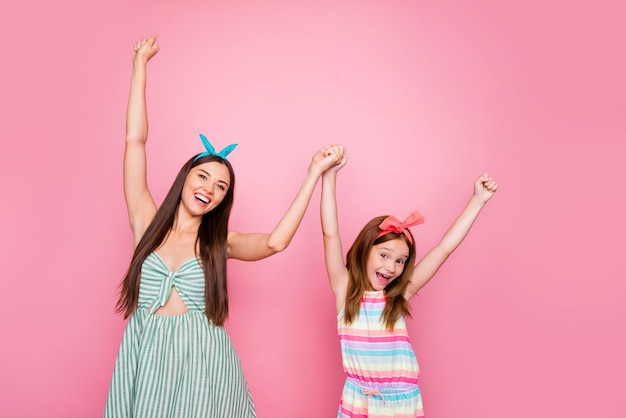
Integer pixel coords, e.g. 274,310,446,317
193,133,238,161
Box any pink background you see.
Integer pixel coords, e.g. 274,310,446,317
1,1,624,417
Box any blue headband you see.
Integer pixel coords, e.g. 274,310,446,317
193,133,238,161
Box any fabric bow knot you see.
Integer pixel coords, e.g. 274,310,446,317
193,133,238,161
376,210,424,244
362,389,387,405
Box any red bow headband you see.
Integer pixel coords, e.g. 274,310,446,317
376,210,424,244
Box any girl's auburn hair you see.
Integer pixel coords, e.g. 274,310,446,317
116,154,235,326
344,216,417,329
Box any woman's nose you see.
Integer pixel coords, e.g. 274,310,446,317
203,182,215,195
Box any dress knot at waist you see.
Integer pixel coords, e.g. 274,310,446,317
345,377,420,403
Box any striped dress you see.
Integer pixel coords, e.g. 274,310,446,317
104,252,256,418
337,290,424,418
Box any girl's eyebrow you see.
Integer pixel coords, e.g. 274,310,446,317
379,246,409,258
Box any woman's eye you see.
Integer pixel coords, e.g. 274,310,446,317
380,253,387,259
199,174,207,180
217,184,225,191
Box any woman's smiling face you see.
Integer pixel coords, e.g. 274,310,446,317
181,161,231,216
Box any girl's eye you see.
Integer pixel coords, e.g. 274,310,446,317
217,184,225,191
396,259,405,266
199,174,207,180
380,253,387,259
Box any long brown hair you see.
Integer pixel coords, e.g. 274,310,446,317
344,216,417,329
116,154,236,326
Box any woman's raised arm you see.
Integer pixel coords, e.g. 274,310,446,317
123,36,160,247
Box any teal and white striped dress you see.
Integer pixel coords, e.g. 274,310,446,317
104,252,256,418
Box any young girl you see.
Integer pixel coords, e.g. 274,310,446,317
321,152,498,417
104,36,346,418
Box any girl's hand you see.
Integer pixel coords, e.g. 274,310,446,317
326,144,347,173
311,144,347,175
133,36,159,64
474,173,498,202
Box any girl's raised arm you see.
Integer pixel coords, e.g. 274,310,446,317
123,36,160,247
227,145,345,261
404,173,498,299
320,147,349,312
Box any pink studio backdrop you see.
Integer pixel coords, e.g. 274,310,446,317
1,1,624,417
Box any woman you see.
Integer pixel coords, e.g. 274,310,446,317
104,35,346,418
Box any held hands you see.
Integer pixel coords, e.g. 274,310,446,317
312,145,348,175
133,35,159,65
474,173,499,203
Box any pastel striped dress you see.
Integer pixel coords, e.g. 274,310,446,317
104,252,256,418
337,290,424,418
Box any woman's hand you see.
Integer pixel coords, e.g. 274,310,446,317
133,36,159,65
311,144,347,176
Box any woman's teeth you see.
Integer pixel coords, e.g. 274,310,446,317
195,193,209,203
